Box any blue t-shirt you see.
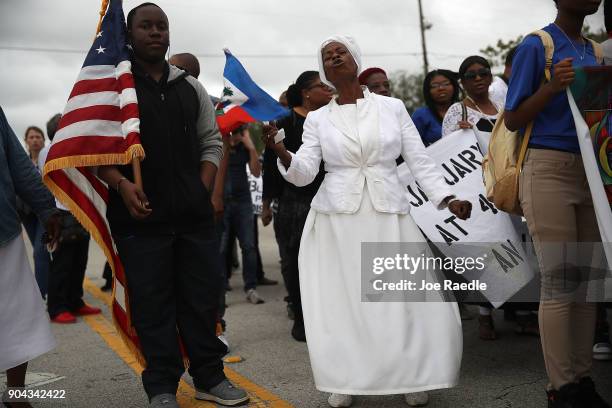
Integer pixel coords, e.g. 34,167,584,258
505,23,599,153
411,107,442,146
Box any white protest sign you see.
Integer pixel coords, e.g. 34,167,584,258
398,129,534,307
246,164,263,215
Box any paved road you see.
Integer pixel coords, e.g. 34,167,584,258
4,223,611,407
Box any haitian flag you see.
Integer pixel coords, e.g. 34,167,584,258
216,49,289,135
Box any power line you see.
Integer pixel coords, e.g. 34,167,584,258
0,45,467,59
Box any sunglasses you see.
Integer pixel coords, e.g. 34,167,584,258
463,68,492,81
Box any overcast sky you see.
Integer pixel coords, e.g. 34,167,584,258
0,0,606,143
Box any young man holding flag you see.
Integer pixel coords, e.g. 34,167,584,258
96,3,247,407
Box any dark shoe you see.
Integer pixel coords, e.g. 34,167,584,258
515,313,540,337
547,383,581,408
195,379,249,406
257,276,278,286
150,393,178,407
579,377,611,408
287,302,295,320
291,321,306,342
478,315,497,340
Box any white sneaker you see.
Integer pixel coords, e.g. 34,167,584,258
593,342,612,361
246,289,265,304
328,393,353,407
404,391,429,406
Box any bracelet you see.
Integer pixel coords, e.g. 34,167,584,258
116,177,128,192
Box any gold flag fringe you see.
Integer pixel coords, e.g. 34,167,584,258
42,144,145,177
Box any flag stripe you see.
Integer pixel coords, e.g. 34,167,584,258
55,119,130,144
46,133,141,160
77,167,109,202
75,65,117,82
217,106,255,135
64,89,138,117
114,280,127,312
59,104,139,130
69,73,136,100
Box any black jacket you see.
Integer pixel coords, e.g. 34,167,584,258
107,62,223,236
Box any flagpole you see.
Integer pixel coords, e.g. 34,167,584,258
96,0,110,36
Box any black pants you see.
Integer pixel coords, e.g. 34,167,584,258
47,236,89,318
275,191,312,323
254,215,264,280
115,228,227,399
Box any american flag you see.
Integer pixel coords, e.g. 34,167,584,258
42,0,146,365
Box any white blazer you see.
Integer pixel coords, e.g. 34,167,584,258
278,89,454,214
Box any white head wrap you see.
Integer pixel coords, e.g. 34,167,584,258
318,35,362,88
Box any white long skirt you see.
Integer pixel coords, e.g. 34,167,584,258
0,235,56,371
299,188,462,395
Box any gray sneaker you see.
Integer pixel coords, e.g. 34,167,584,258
246,288,265,304
195,379,249,406
150,393,178,407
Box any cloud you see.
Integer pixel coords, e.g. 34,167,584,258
0,0,606,140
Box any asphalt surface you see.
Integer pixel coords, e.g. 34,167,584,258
3,222,612,407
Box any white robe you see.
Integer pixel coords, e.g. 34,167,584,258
0,235,56,371
281,93,463,394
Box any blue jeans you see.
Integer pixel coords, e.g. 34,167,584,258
22,213,50,298
221,198,257,291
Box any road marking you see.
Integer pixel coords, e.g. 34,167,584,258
0,373,65,389
83,278,293,407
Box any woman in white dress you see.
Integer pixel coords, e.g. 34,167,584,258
263,36,472,407
0,107,60,407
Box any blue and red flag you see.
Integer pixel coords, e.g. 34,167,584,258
216,49,289,135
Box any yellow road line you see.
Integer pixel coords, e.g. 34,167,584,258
83,278,293,407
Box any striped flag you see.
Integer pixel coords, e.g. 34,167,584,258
42,0,146,365
216,49,289,135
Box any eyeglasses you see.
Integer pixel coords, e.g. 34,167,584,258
430,81,452,89
462,68,492,81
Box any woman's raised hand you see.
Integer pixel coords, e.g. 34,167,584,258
262,123,283,152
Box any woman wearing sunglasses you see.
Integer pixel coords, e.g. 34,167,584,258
412,69,460,146
442,56,504,138
442,57,541,341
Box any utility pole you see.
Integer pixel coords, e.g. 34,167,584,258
417,0,429,76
